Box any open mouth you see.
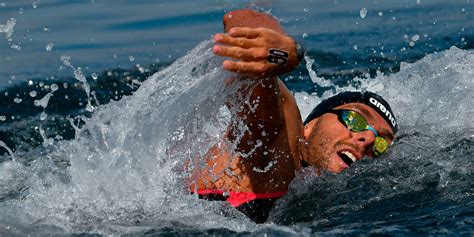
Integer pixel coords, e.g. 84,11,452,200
338,151,357,166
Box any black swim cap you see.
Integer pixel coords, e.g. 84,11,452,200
303,91,398,133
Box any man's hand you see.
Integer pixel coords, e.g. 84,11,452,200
213,27,299,78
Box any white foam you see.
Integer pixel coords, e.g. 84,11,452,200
1,42,473,234
296,46,474,130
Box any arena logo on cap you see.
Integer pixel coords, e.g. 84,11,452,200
369,97,397,127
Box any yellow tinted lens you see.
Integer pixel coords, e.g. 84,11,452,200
342,110,368,131
373,136,389,156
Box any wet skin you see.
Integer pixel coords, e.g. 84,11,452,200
190,9,395,194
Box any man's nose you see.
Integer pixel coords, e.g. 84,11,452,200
351,130,376,153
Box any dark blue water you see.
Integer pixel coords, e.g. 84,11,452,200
0,1,473,236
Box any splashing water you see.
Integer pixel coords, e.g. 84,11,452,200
0,18,16,40
273,46,474,235
0,40,473,235
60,55,94,112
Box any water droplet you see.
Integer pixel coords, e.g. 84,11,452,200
0,115,6,121
29,91,37,97
45,42,54,51
51,84,58,92
40,112,47,120
11,44,21,50
136,64,145,74
411,34,420,42
13,98,22,103
302,33,308,39
129,56,135,62
360,8,367,19
91,72,98,80
32,0,40,8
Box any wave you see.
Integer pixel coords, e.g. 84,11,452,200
0,41,473,235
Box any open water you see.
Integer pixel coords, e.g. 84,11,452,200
0,1,473,236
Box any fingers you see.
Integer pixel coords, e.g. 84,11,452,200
213,45,267,61
214,33,261,48
223,60,270,76
228,27,263,39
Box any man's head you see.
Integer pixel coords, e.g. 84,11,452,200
299,91,397,173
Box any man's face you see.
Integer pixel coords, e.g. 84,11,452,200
301,102,395,173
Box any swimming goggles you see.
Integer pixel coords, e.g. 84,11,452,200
328,109,390,157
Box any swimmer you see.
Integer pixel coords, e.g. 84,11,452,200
189,9,398,223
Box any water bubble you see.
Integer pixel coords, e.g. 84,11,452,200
63,83,68,89
39,82,44,87
378,11,383,16
29,91,37,97
0,115,5,121
302,33,308,39
409,41,415,47
51,84,58,92
28,80,34,86
13,98,22,103
45,43,54,51
360,8,367,19
129,56,135,62
43,27,49,32
303,8,310,13
227,14,232,19
91,72,98,80
40,112,47,120
353,45,358,50
0,3,5,7
411,34,420,42
462,8,465,12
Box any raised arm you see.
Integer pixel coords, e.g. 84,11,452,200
213,9,299,161
213,9,300,78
